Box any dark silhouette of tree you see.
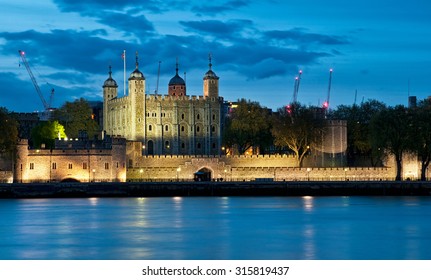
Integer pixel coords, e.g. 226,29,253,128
409,99,431,181
0,107,19,159
330,99,386,166
31,120,66,149
223,99,272,155
53,98,99,139
370,105,410,180
272,103,325,167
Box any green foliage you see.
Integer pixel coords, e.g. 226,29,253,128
408,99,431,180
31,121,67,149
52,98,99,139
0,107,19,158
271,103,325,167
223,99,272,155
370,105,410,180
330,99,386,166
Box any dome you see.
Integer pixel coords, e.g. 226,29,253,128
103,66,118,87
103,76,118,87
203,55,219,80
204,69,219,80
129,68,145,79
169,73,185,85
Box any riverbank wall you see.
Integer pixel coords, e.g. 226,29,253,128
0,181,430,198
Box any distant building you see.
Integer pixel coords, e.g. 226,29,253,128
103,53,223,156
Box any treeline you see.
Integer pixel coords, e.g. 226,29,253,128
223,98,431,181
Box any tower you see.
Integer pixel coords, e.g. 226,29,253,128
168,58,186,96
102,65,118,134
128,51,145,141
203,54,219,98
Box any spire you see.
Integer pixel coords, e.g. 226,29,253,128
108,65,112,78
175,57,179,75
208,53,212,70
135,51,139,69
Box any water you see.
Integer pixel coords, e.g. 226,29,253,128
0,196,430,260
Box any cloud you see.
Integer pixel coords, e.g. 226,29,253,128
191,0,250,16
179,19,254,39
264,28,349,46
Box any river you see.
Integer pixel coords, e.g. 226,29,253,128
0,196,430,259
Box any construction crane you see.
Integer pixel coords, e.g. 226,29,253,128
286,69,302,114
292,69,302,104
322,68,333,110
18,50,55,115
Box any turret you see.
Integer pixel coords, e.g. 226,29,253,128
103,65,118,133
203,54,219,98
168,58,186,96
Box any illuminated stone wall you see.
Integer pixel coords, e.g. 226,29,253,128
14,138,127,183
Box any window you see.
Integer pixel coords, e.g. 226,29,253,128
29,163,34,170
212,114,216,120
165,125,169,131
181,143,185,149
197,114,200,120
181,126,185,132
68,163,73,169
181,113,185,120
165,141,170,149
83,162,87,169
105,163,109,170
52,162,57,170
196,126,200,133
149,124,152,131
212,126,216,132
197,143,201,149
212,143,216,149
116,162,119,168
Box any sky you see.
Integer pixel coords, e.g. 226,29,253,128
1,0,431,113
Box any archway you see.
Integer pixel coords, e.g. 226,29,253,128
147,140,154,155
194,167,212,181
61,178,80,183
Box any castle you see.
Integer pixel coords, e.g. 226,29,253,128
103,53,223,156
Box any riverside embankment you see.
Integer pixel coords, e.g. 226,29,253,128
0,181,430,198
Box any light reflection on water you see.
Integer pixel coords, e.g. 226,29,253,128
0,196,431,260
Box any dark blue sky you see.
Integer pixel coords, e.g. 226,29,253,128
1,0,430,112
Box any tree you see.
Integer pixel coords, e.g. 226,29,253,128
370,105,411,180
31,121,67,149
271,103,325,167
223,99,272,155
0,107,19,158
330,99,386,166
53,98,99,139
409,99,431,181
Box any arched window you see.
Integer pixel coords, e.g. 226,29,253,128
181,126,185,132
165,125,169,131
196,126,200,133
148,124,152,131
181,113,185,120
197,114,200,120
197,143,201,149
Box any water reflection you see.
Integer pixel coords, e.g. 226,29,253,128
1,196,431,259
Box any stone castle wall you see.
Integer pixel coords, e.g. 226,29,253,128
14,138,127,183
126,152,393,181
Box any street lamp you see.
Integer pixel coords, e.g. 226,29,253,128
344,168,348,181
92,169,96,182
306,168,311,181
140,168,143,181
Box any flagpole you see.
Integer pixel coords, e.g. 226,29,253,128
123,49,126,96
